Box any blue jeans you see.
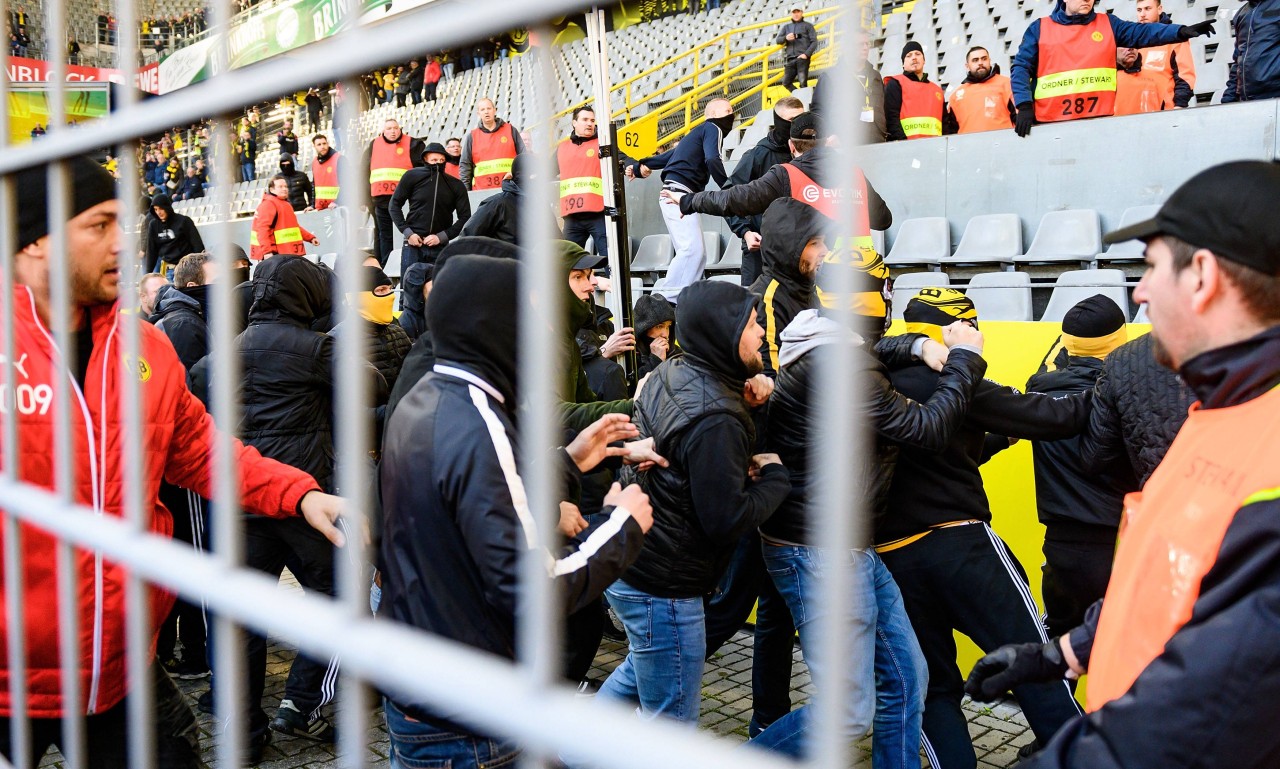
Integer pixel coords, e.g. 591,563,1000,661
598,579,706,724
562,213,609,259
750,546,927,769
384,699,519,769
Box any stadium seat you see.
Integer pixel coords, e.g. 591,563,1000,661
1101,204,1159,260
891,272,952,319
947,213,1022,266
318,253,337,269
791,86,813,105
886,217,950,268
384,248,402,279
1017,209,1102,266
1134,304,1149,323
631,234,674,273
966,271,1033,321
1040,269,1129,323
709,235,743,273
710,274,740,283
703,231,723,266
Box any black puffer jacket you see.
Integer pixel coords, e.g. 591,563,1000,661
763,310,986,546
201,256,385,493
278,153,314,211
619,281,790,598
1027,354,1136,533
748,198,821,377
330,318,412,396
151,284,208,371
678,146,892,232
1079,333,1194,487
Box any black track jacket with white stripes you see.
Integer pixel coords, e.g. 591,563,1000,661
378,364,645,726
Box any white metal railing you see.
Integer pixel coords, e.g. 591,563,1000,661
0,2,876,769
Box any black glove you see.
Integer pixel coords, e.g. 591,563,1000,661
1179,19,1216,39
1014,103,1035,137
964,640,1069,702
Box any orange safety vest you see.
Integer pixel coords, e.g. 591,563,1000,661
1139,41,1195,107
886,74,944,139
1114,69,1166,115
783,164,876,261
557,136,605,217
444,160,461,180
368,134,414,197
249,193,312,260
949,75,1015,133
312,150,340,209
1034,14,1118,122
469,122,518,190
1087,385,1280,711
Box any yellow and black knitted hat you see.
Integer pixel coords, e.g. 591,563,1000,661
903,287,977,343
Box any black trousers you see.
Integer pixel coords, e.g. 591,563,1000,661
879,523,1082,769
703,531,797,732
740,247,762,287
783,56,810,90
1041,530,1116,638
0,663,204,768
242,516,339,738
156,483,208,666
373,203,396,266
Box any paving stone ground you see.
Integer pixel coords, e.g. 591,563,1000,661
36,576,1034,768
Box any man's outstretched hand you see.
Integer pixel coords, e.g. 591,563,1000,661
299,490,348,548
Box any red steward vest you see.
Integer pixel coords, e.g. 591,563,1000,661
250,193,312,260
469,122,518,190
1034,14,1118,122
886,74,944,139
949,75,1015,133
444,160,461,180
368,134,414,197
1139,41,1195,107
312,150,339,209
1114,68,1166,115
1088,386,1280,710
557,136,605,216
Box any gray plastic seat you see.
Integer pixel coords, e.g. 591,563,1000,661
1102,204,1160,259
1040,269,1129,323
1133,304,1149,323
1016,209,1102,265
948,213,1022,265
891,272,952,319
383,248,402,279
709,235,743,273
886,217,950,268
703,231,723,266
631,234,674,273
965,271,1033,321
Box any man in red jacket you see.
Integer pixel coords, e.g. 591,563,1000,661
0,155,347,767
250,175,319,260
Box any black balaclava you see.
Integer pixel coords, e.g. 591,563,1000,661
708,113,736,135
430,254,520,407
675,280,759,383
770,110,795,145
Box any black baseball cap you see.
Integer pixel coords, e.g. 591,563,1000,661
1103,160,1280,276
790,111,820,140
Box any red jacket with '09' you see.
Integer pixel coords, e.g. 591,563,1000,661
0,285,321,718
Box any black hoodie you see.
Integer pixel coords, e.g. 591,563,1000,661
619,280,790,598
749,198,823,377
278,152,314,211
722,117,792,241
145,194,204,273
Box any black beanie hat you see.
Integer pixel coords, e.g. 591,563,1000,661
15,156,117,250
902,41,924,61
359,265,393,292
634,293,676,337
1062,294,1126,338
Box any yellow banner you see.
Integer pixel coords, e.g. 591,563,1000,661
1034,67,1117,99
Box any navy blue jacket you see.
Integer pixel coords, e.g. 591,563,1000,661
1011,1,1187,106
632,121,729,193
1223,0,1280,102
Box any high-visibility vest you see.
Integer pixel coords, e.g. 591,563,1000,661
1033,14,1118,123
312,151,340,209
1139,41,1195,107
469,122,518,190
886,74,944,139
250,193,311,259
556,136,605,217
444,160,461,180
1087,385,1280,711
949,75,1015,133
783,163,875,259
368,134,414,197
1114,69,1166,115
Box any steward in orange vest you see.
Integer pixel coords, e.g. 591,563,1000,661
557,106,610,257
250,175,317,260
1114,49,1167,114
460,101,525,190
1136,1,1197,107
944,52,1016,134
963,161,1280,769
1008,0,1213,136
884,42,944,141
311,134,342,210
361,119,424,266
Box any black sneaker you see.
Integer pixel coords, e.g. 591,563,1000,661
196,689,214,715
574,679,601,698
164,655,211,680
269,699,336,743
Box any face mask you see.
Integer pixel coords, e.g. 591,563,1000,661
709,114,736,134
356,291,396,325
771,115,793,143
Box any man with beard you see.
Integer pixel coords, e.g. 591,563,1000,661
945,46,1016,133
597,280,791,725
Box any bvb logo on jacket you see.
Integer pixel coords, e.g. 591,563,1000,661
123,354,152,382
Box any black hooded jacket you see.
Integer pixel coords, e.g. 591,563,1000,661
380,255,645,727
151,284,208,371
461,159,561,245
394,262,431,341
749,198,821,378
389,163,471,245
1026,353,1136,534
723,123,792,241
678,146,892,232
193,256,385,493
278,153,314,211
145,194,204,273
619,281,790,598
